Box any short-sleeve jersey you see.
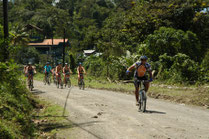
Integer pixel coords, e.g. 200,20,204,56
44,65,52,73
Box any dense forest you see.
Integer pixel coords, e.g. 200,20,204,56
0,0,209,83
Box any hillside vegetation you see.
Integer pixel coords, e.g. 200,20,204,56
0,62,36,138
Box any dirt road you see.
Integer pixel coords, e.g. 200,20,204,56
34,81,209,139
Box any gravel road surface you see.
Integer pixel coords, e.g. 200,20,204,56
34,81,209,139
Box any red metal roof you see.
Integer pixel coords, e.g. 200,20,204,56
28,39,68,46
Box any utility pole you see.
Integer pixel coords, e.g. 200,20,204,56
52,32,54,65
3,0,9,61
62,28,66,66
3,0,8,39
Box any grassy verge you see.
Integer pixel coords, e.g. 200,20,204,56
32,98,72,138
34,73,209,108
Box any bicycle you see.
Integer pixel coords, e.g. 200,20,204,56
137,80,149,112
28,76,33,91
64,73,71,88
53,73,57,84
56,73,63,89
44,73,51,85
123,79,149,112
78,74,85,90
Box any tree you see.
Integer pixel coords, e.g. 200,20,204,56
145,27,201,61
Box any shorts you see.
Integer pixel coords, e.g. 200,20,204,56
28,71,34,76
79,73,84,79
134,76,148,88
45,72,50,75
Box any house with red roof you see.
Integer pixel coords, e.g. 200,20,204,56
28,39,70,58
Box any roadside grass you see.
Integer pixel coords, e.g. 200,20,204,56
34,73,209,108
33,98,72,138
149,85,209,107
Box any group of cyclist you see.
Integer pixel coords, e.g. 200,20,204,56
24,62,86,88
24,55,153,107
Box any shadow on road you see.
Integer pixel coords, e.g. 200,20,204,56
31,89,46,95
39,120,103,131
145,110,166,114
37,116,103,139
62,87,72,116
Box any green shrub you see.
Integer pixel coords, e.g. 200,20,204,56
171,53,200,81
0,61,35,138
145,27,201,62
157,53,201,83
0,121,15,139
200,50,209,82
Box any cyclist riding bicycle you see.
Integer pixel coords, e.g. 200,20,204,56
63,63,72,86
126,56,153,106
77,62,86,84
26,62,36,88
51,66,56,82
55,62,63,86
44,62,52,83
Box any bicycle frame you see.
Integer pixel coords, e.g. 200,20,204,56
45,73,50,83
28,76,33,91
79,74,85,90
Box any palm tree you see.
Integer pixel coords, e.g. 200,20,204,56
10,25,30,46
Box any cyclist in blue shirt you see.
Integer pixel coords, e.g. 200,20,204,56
44,62,52,83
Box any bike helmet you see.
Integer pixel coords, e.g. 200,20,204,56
79,62,82,65
58,62,61,65
28,62,32,65
140,55,148,60
46,62,50,65
65,63,68,65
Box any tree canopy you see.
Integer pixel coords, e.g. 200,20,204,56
0,0,209,82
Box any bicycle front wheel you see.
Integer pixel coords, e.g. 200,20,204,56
141,91,147,112
81,80,85,90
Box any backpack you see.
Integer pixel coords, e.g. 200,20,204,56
135,62,150,77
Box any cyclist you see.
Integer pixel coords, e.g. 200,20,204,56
26,62,36,88
77,62,86,84
55,62,63,87
126,56,153,106
63,63,72,87
44,62,52,84
51,66,56,82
